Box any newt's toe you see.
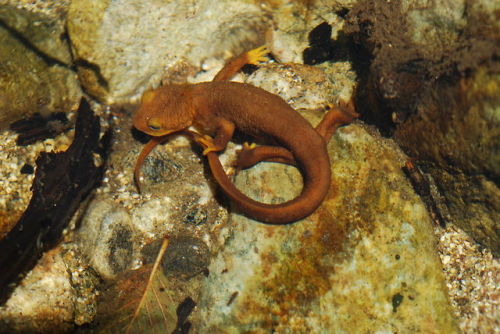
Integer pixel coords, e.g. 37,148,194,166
246,46,270,65
203,147,217,155
243,142,257,150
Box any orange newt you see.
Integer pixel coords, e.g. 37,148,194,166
133,46,357,224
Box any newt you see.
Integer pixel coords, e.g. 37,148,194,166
133,46,357,224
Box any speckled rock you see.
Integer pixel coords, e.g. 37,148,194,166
436,224,499,333
67,0,268,103
195,120,458,333
0,247,75,333
0,131,36,235
246,62,354,109
0,243,100,332
0,18,81,128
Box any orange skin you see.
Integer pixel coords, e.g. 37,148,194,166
133,47,357,224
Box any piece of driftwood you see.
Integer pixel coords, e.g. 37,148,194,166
0,98,109,305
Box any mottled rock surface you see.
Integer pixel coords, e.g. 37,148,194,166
195,119,458,333
267,0,343,63
246,62,354,109
0,244,100,333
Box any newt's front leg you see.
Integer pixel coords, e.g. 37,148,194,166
212,45,270,82
193,117,235,155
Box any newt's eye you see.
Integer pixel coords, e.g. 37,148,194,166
147,118,161,131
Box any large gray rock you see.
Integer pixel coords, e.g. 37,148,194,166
67,0,268,103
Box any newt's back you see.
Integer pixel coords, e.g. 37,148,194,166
192,81,324,152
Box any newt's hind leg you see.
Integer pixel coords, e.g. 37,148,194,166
236,142,296,170
315,99,359,142
235,100,358,170
212,46,270,82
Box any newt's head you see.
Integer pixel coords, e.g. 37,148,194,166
133,85,195,137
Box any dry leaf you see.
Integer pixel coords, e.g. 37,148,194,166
95,238,178,334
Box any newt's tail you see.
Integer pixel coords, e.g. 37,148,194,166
206,151,330,224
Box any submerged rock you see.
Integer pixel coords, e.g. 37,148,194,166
0,21,80,128
0,2,80,129
0,2,72,65
196,120,458,333
0,245,99,333
77,198,136,279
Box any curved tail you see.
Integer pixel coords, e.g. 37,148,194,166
206,151,330,224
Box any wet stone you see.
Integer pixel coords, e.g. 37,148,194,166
76,198,137,279
182,206,209,226
67,0,267,102
141,153,183,185
108,225,134,274
162,236,211,280
0,1,72,65
195,122,459,333
0,20,81,128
